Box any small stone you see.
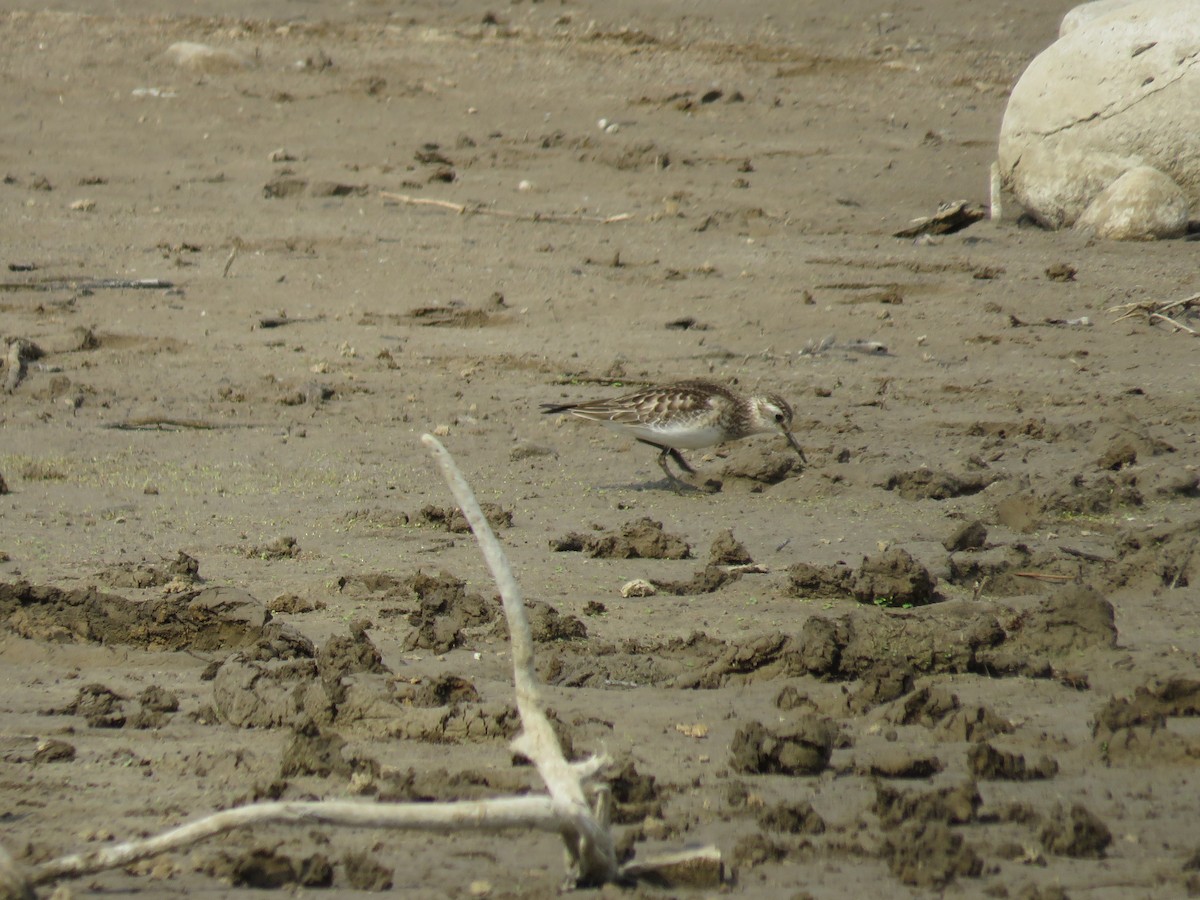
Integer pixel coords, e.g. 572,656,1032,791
620,579,657,598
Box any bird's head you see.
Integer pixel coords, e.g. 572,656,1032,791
751,393,807,464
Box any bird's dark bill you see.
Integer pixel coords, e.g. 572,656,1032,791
784,431,807,464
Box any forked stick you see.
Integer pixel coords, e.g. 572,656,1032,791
0,435,619,895
420,434,617,884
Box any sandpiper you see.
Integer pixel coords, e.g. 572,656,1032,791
541,379,806,490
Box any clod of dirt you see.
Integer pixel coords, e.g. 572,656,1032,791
864,749,943,779
1097,443,1137,471
992,585,1117,661
995,472,1143,534
944,519,988,552
720,445,798,485
851,548,939,607
318,621,389,684
884,469,989,500
0,582,311,657
1114,519,1200,589
403,571,496,652
102,561,176,589
939,705,1014,743
32,738,75,763
212,656,334,728
786,549,938,607
873,780,981,828
229,848,298,888
552,518,691,560
56,683,126,728
599,139,670,171
0,472,7,495
525,601,587,642
337,677,519,743
263,176,307,199
708,529,753,566
1045,263,1077,282
947,543,1049,596
137,686,177,715
310,181,367,197
886,685,961,727
246,535,300,560
790,616,847,674
651,565,740,596
280,721,379,780
967,742,1058,780
609,758,663,823
731,833,788,869
775,685,816,712
342,851,393,891
406,304,496,327
1091,677,1200,762
849,661,915,712
268,593,326,614
785,562,854,599
729,717,834,775
882,820,982,888
411,502,513,533
756,800,826,834
1046,472,1143,517
1039,803,1112,858
128,685,180,729
296,854,334,888
847,604,1004,677
675,632,791,688
510,441,557,461
408,674,480,707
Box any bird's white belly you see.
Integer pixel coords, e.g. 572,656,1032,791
603,420,726,450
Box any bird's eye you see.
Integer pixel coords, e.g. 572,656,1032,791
774,412,785,423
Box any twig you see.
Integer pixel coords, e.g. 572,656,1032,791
257,315,322,329
222,238,242,278
1013,571,1074,583
1058,546,1115,564
1169,537,1197,589
4,339,35,393
1149,312,1198,335
0,278,173,293
31,798,564,886
101,418,242,431
380,191,632,225
1109,292,1200,332
421,434,618,884
1160,291,1200,313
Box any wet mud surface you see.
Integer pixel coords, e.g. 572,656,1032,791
2,0,1200,896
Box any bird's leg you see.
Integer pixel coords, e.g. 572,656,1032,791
666,447,696,474
638,440,690,491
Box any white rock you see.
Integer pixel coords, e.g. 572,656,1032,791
1075,165,1190,239
1059,0,1141,37
997,0,1200,236
165,41,250,73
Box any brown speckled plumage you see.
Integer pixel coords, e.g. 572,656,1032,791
541,380,805,490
